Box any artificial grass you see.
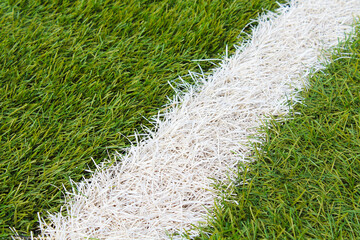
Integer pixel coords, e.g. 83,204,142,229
193,26,360,239
0,0,284,237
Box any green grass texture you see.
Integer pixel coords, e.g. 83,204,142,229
0,0,283,237
193,27,360,239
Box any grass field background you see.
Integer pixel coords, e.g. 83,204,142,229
0,0,284,237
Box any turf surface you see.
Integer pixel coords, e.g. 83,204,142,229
0,0,283,237
193,26,360,239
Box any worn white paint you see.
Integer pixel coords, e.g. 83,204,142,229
38,0,360,239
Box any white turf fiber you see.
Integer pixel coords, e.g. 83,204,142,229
38,0,360,239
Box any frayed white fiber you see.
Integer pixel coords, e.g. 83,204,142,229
38,0,360,239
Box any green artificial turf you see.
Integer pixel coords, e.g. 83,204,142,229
0,0,283,237
192,26,360,239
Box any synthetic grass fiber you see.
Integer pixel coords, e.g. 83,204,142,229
196,24,360,240
36,0,360,239
0,0,283,237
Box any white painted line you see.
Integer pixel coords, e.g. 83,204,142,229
38,0,360,239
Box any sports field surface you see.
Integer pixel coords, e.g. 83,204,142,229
1,0,282,238
1,0,360,239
